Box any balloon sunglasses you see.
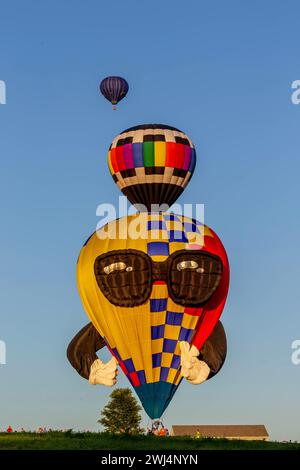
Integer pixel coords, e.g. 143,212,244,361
94,249,223,308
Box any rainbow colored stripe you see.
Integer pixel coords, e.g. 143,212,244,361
107,125,196,193
109,140,196,173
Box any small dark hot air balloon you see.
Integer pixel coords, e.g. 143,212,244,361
100,76,129,110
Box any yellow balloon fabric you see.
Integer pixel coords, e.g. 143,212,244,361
77,212,213,418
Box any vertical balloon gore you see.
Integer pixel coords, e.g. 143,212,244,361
108,124,197,210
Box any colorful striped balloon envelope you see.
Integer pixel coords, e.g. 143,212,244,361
108,124,196,210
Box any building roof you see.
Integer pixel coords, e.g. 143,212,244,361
172,425,269,438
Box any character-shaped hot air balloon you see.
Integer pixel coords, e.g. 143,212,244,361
100,76,129,110
68,124,230,419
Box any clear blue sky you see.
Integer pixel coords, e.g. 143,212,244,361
0,0,300,441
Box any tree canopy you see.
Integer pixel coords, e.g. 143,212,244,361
99,388,144,435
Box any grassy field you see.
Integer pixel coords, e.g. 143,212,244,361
0,432,299,450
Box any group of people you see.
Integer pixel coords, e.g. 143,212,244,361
147,420,169,437
5,423,170,436
5,426,47,433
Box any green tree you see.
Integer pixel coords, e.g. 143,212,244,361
98,388,144,435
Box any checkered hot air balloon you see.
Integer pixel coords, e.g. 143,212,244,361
108,124,196,210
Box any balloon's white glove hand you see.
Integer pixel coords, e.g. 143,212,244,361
89,356,118,387
180,341,210,385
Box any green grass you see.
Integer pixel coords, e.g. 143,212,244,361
0,432,299,450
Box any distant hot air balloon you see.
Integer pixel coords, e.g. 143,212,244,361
108,124,196,210
100,76,129,110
